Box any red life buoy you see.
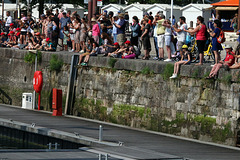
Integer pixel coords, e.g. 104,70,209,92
33,71,43,93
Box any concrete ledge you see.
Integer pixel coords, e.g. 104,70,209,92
1,48,240,83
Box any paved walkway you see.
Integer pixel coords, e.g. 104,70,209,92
0,104,240,160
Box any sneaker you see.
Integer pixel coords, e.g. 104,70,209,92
153,57,159,60
164,59,172,62
170,74,177,79
80,62,85,66
79,50,84,53
83,63,88,66
69,49,74,52
158,58,164,61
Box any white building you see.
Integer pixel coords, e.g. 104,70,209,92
0,3,84,20
101,4,126,13
123,4,152,23
181,3,211,28
146,4,181,22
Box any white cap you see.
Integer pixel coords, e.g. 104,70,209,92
225,45,232,49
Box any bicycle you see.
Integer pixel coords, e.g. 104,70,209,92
204,41,215,63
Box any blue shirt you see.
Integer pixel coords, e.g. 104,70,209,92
238,30,240,42
117,19,126,34
60,17,71,29
113,19,120,34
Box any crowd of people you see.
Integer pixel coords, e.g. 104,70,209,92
1,8,240,78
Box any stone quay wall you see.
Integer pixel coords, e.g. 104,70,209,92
0,48,240,147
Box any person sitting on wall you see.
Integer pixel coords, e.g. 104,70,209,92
0,33,8,47
206,45,235,79
78,38,94,65
6,31,17,47
33,32,43,50
229,45,240,69
80,42,100,66
121,40,136,59
45,37,56,51
107,42,121,58
170,44,192,79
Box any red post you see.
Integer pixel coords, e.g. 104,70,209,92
238,0,240,30
92,0,97,16
88,0,93,25
38,93,41,110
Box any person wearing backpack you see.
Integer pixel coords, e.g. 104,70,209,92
207,19,223,64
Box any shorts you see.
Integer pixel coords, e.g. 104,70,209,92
59,29,64,39
80,33,87,42
157,34,164,48
117,34,125,46
70,34,75,40
197,40,206,54
75,31,80,43
21,31,27,35
183,60,191,65
233,41,239,52
178,41,184,51
165,35,171,46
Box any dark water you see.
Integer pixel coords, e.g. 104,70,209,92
0,125,85,149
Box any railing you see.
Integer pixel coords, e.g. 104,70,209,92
0,88,12,105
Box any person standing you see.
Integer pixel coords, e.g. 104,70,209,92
141,17,151,60
113,13,126,46
5,11,13,34
156,13,165,60
163,19,173,62
208,19,223,65
230,13,238,32
152,14,160,60
91,18,100,44
172,16,188,59
184,16,207,65
130,16,140,47
59,12,71,51
112,14,119,43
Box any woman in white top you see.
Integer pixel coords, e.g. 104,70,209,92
163,19,172,62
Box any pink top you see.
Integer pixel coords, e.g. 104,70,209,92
92,24,100,36
196,24,206,41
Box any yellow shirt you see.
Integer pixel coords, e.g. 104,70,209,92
156,19,165,35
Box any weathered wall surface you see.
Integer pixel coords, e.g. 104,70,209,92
0,49,240,147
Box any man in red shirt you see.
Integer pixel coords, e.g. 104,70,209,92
207,45,235,79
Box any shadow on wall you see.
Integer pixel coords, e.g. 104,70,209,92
0,88,12,105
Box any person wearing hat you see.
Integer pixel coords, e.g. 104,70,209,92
91,18,100,44
113,13,126,46
5,11,13,34
7,31,17,47
170,44,192,79
9,23,16,33
206,45,235,79
123,40,136,59
229,45,240,69
0,32,7,47
112,13,119,43
44,37,56,51
33,32,43,49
